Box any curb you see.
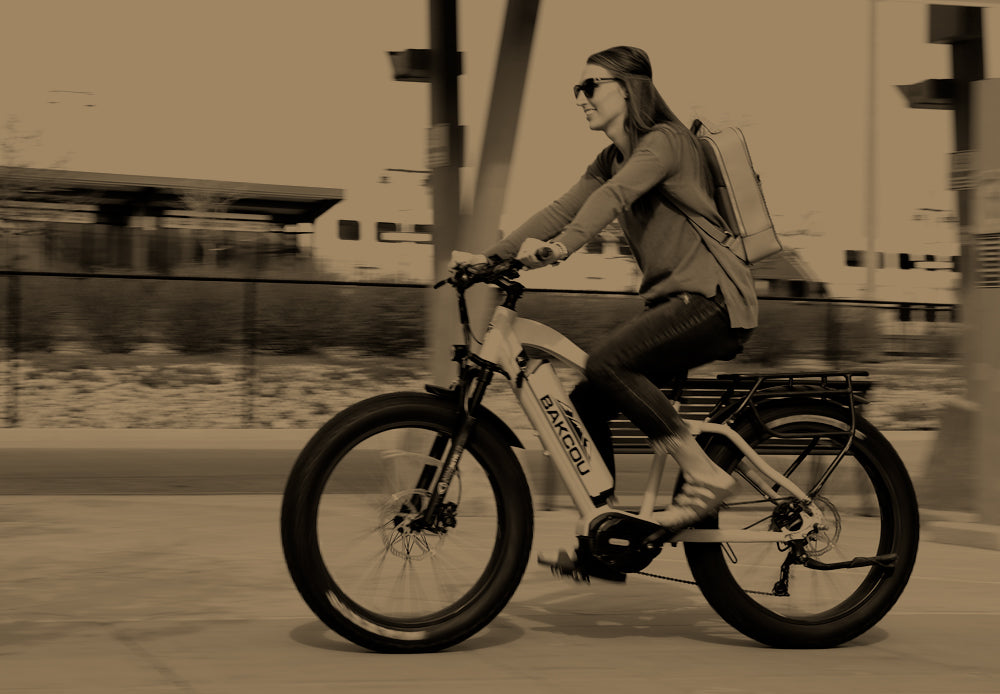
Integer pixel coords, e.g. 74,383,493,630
3,427,996,551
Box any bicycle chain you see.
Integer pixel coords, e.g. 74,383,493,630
637,570,778,597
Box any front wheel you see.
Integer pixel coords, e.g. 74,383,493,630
684,399,919,648
281,392,533,653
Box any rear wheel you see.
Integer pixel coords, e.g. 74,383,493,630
281,392,533,653
684,399,919,648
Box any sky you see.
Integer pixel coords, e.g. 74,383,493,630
2,0,999,283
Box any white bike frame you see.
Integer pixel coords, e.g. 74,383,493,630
476,302,827,544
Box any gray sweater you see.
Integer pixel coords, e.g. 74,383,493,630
484,122,758,329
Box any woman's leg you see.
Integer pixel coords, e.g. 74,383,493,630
569,379,619,482
582,292,750,527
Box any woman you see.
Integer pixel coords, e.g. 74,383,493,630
453,46,757,544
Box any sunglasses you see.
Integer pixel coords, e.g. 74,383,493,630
572,77,618,99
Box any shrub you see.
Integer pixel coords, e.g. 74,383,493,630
2,275,64,352
255,283,341,354
346,286,426,356
741,302,813,366
73,278,150,353
159,281,241,353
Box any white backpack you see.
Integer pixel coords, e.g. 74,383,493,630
671,119,783,264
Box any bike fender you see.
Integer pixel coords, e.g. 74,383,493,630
708,391,863,429
424,384,524,449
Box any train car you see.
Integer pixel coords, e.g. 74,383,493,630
313,212,642,292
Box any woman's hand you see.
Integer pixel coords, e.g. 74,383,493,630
515,239,568,269
449,250,488,271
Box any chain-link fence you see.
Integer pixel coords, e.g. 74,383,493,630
1,269,959,429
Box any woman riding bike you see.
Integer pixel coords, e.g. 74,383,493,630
452,46,757,578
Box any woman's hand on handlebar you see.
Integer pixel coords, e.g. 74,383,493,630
449,250,489,272
438,251,523,289
515,239,567,269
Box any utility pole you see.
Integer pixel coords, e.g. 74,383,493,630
390,0,540,385
864,0,879,302
426,0,465,386
898,5,1000,545
464,0,540,335
389,1,464,386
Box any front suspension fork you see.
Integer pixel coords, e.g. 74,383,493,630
419,363,495,525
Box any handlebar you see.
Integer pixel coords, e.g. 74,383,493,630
434,256,524,291
435,245,557,291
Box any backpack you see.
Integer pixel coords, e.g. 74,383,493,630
673,119,783,264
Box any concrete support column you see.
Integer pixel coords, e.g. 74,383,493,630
969,79,1000,528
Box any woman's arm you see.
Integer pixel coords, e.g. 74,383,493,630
551,128,682,255
482,170,604,259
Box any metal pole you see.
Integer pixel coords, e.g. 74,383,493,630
950,7,983,330
5,274,19,426
243,280,256,426
864,0,878,302
463,0,540,334
427,0,464,387
918,5,987,519
968,83,999,529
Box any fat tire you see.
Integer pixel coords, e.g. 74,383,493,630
684,398,919,648
281,391,533,653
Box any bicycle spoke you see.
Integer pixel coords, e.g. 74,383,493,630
308,425,504,622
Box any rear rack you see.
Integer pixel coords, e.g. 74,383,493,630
609,371,871,456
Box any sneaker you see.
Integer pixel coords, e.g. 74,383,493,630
655,475,735,530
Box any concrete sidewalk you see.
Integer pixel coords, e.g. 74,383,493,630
2,496,999,693
0,426,997,549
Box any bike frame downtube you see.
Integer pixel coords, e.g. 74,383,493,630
478,306,615,511
474,302,820,543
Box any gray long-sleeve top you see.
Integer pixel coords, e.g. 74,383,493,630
484,122,758,329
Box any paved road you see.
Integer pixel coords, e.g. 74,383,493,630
0,428,934,495
2,496,998,693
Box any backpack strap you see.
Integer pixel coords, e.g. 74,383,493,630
658,185,741,254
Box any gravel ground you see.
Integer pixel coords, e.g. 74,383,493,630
0,346,960,431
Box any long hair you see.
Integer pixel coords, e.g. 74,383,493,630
586,46,688,153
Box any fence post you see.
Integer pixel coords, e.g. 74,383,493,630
243,280,257,426
5,274,20,426
825,300,841,365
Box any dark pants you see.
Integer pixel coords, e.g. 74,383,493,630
570,292,752,485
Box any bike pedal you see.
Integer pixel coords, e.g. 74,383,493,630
537,550,626,584
538,550,590,583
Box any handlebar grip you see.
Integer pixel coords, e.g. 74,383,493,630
535,246,553,262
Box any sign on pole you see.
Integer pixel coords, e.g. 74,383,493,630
950,149,975,190
427,124,450,169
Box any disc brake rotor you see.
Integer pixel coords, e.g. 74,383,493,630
801,495,842,558
376,489,446,560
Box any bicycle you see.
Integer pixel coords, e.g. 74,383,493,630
280,256,919,653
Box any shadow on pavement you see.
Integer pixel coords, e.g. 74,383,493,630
501,581,893,649
288,618,526,654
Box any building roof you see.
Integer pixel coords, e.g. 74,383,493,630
0,166,344,225
751,248,822,284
